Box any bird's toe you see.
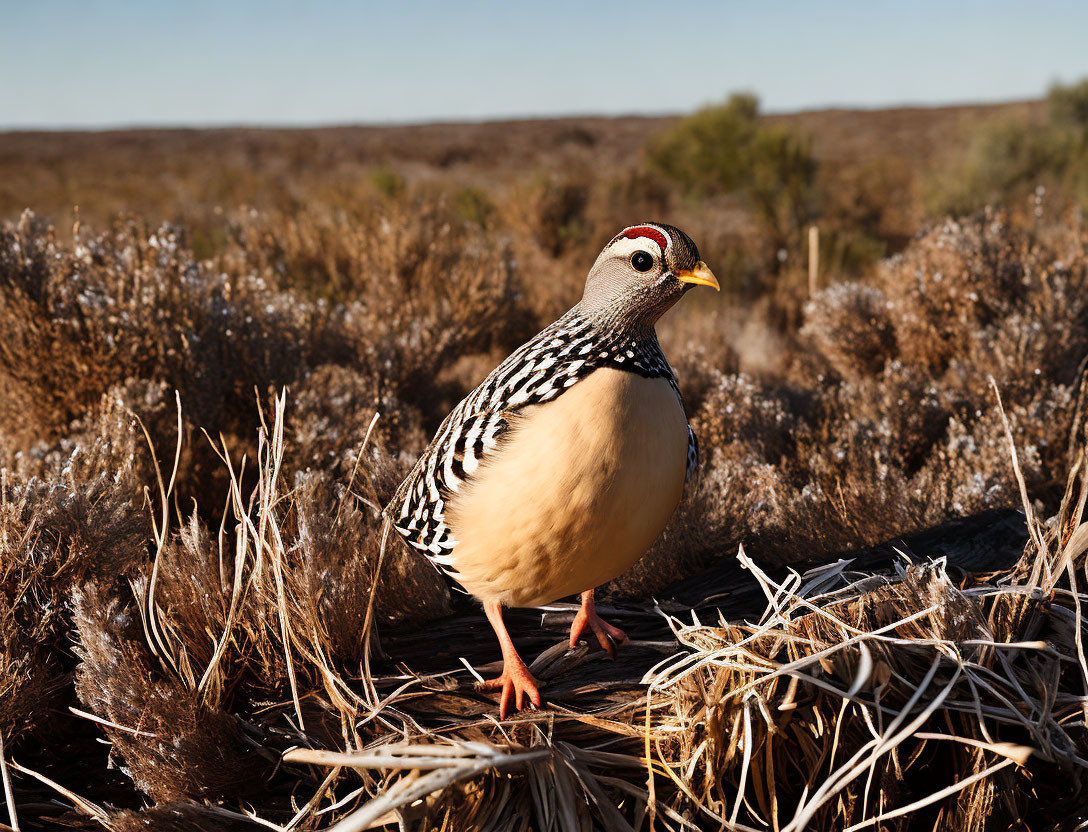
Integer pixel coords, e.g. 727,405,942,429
476,661,542,718
571,609,629,657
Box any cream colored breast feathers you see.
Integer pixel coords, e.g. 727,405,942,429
444,368,688,607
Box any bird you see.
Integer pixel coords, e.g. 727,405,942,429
387,223,718,717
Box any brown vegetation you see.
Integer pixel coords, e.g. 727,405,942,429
2,97,1087,829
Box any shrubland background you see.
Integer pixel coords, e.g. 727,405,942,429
2,84,1088,828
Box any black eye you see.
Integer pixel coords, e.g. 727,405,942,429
631,251,654,272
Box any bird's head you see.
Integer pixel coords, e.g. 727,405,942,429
578,223,718,330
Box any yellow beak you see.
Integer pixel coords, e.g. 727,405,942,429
676,261,719,291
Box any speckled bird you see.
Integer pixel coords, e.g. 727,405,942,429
387,223,718,717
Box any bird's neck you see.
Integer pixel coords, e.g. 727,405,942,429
555,305,672,381
570,298,663,346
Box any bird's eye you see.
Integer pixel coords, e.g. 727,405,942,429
631,251,654,272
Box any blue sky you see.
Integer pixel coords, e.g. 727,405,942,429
4,1,1088,129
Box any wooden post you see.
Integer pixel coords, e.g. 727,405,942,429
808,225,819,296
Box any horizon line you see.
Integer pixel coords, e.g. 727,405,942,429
0,94,1039,135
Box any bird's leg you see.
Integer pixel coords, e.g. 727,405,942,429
476,600,542,718
569,588,629,657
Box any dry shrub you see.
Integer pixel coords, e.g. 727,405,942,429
644,446,1088,830
2,378,172,497
218,196,536,421
0,200,518,592
0,460,150,746
0,204,497,801
799,210,1085,510
287,469,449,640
92,392,443,724
0,201,526,500
0,211,344,519
0,213,110,447
0,605,62,745
71,583,270,803
289,363,427,476
0,474,147,627
0,213,321,443
505,172,591,258
0,379,178,751
801,281,897,378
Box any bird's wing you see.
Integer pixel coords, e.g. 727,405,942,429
389,314,602,570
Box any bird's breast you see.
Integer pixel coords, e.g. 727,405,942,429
444,368,688,607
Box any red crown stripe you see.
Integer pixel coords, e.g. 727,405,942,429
622,226,669,251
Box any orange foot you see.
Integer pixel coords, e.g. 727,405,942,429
476,657,542,718
569,589,629,657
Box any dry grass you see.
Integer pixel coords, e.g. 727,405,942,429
10,387,1074,830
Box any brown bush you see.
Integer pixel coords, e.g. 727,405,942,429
71,584,271,802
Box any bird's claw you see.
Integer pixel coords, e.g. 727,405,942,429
476,660,542,718
569,607,629,657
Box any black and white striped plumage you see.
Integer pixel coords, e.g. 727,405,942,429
387,222,712,590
